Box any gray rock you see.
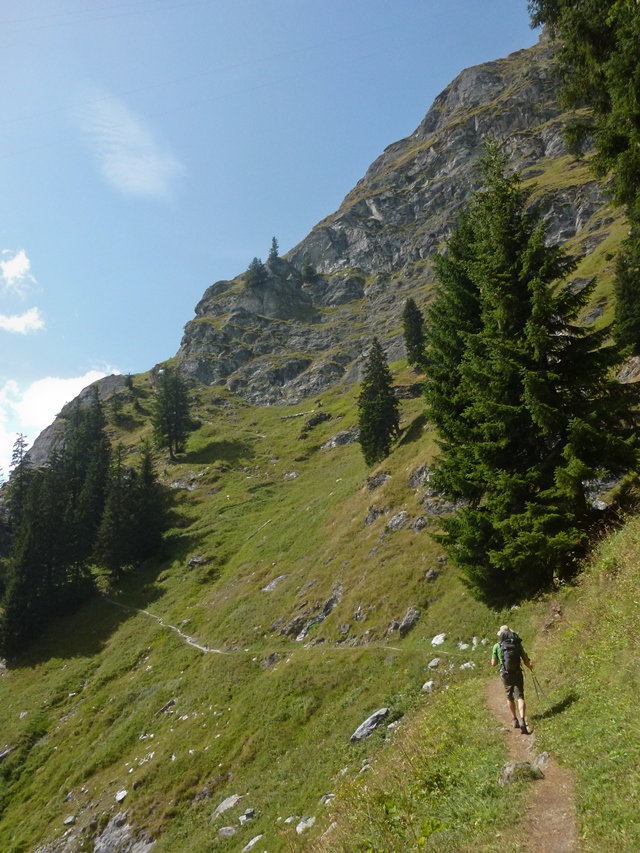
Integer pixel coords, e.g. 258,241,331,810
350,708,389,742
93,811,156,853
218,826,236,839
428,657,441,669
366,471,391,490
411,516,427,531
296,816,316,834
424,569,440,582
261,574,289,592
498,760,545,787
386,511,410,532
422,680,435,693
322,427,360,450
320,793,336,806
212,793,242,819
398,607,420,638
408,464,432,489
241,834,264,851
364,505,384,525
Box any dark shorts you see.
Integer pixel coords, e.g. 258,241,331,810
501,671,524,701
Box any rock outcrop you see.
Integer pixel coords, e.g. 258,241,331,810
175,32,611,406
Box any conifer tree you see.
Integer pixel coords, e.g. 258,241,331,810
95,445,135,581
402,297,426,368
268,237,279,261
614,225,640,354
425,144,639,604
131,441,166,564
528,2,640,355
357,338,400,466
245,256,268,287
152,365,192,461
7,434,31,532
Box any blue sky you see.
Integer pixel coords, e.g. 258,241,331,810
0,0,539,474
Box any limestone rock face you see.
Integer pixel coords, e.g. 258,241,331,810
176,33,610,407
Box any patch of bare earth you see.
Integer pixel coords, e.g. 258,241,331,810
487,676,579,853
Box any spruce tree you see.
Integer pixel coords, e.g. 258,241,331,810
95,445,136,581
425,145,639,604
614,224,640,354
131,441,166,563
268,237,279,261
357,338,400,466
7,434,31,532
528,2,640,357
402,297,426,368
152,365,192,460
245,257,268,287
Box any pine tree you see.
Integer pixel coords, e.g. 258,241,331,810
614,224,640,354
131,441,166,563
7,434,31,532
268,237,279,261
402,297,426,368
95,445,136,581
357,338,400,466
425,144,639,604
152,365,192,461
528,2,640,357
245,257,268,287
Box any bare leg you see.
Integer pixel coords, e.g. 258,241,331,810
518,697,527,723
507,698,517,719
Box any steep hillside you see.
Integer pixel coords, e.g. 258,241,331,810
175,31,623,407
4,28,636,853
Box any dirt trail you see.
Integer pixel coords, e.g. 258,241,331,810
104,597,228,654
487,676,579,853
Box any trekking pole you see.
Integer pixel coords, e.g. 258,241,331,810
530,671,545,717
532,672,553,716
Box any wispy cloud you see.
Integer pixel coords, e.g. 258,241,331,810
76,88,185,198
0,249,36,296
0,307,45,334
0,370,113,477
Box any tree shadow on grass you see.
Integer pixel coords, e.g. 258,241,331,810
397,413,428,448
10,519,205,668
183,439,254,466
530,690,578,722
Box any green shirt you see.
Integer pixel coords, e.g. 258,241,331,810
492,640,528,669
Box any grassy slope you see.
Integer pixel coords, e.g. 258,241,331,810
0,144,635,852
0,368,507,853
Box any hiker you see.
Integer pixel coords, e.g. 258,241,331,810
491,625,533,734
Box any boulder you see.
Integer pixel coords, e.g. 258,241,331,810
350,708,389,742
386,511,410,532
498,760,544,787
218,827,236,839
296,816,316,834
398,607,420,638
212,794,242,820
241,835,264,851
428,657,441,669
422,680,435,693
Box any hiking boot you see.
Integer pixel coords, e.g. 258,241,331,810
520,722,530,735
512,718,520,729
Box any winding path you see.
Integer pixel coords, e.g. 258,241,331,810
486,676,579,853
104,597,227,655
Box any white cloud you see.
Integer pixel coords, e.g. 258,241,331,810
0,249,36,296
77,88,185,198
0,370,112,478
0,307,45,334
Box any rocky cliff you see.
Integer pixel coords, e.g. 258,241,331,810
176,31,613,405
29,31,618,466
